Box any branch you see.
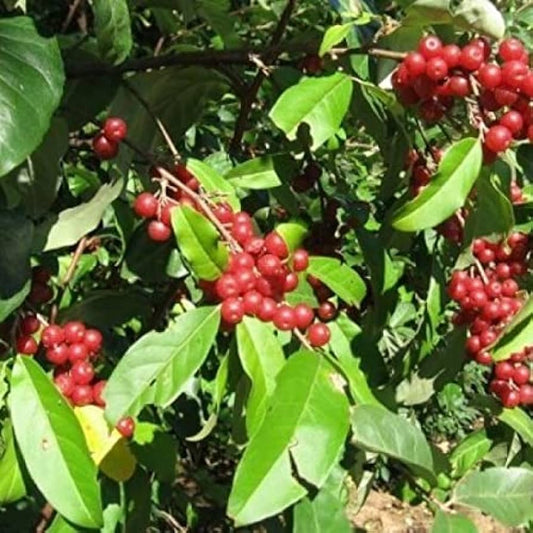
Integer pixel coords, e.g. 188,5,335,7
229,0,297,153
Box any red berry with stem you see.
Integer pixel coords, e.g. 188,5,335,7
307,323,331,347
494,361,515,380
83,329,103,354
292,249,309,272
221,297,245,325
273,305,297,331
133,192,158,218
294,303,315,330
71,385,94,406
418,35,442,59
16,335,38,355
103,117,127,142
46,344,69,365
92,133,118,160
63,321,86,344
264,232,289,259
147,220,171,242
116,417,135,438
485,125,512,153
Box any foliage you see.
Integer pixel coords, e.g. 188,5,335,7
0,0,532,531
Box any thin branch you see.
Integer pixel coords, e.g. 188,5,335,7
230,0,297,153
35,503,54,533
61,0,84,33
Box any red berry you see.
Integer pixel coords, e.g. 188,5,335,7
475,351,493,366
292,249,309,272
245,237,265,256
63,321,86,344
93,380,107,407
46,344,69,365
103,117,127,143
500,387,520,408
460,44,484,71
147,220,171,242
83,329,103,354
470,289,488,309
441,44,461,67
466,335,481,354
92,133,118,160
294,304,314,330
480,329,497,348
477,63,502,89
257,297,277,322
243,291,263,316
133,192,158,219
54,372,75,397
499,111,523,136
264,232,289,259
404,52,426,76
499,38,525,62
233,268,256,294
485,125,512,153
307,323,331,347
215,274,240,300
494,87,518,107
71,385,94,406
41,324,65,348
418,35,442,59
519,384,533,405
521,72,533,97
28,283,53,305
68,342,90,363
317,301,337,322
228,252,255,272
221,297,244,325
513,365,530,385
116,417,135,438
232,222,254,245
501,60,528,89
426,57,448,81
496,263,511,279
213,202,234,224
273,305,297,331
16,335,38,355
283,272,299,293
71,360,95,385
495,361,514,380
257,254,283,277
485,281,502,299
32,266,51,284
21,315,40,336
501,279,518,297
448,75,470,97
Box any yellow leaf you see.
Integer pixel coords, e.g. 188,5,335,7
74,405,136,482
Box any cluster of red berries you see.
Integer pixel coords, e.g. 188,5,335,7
393,35,533,160
199,206,333,347
133,164,200,242
18,320,134,438
447,233,531,407
92,117,128,161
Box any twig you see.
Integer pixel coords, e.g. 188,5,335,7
122,79,179,159
230,0,297,153
61,0,84,33
293,328,314,350
35,503,54,533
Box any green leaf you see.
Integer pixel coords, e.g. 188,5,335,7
228,351,350,526
351,405,435,479
319,23,354,57
59,290,152,329
41,179,123,252
498,407,533,447
491,295,533,362
293,466,351,533
110,67,228,171
7,118,68,218
186,158,239,210
269,73,353,151
276,219,309,253
404,0,452,26
307,256,366,306
392,138,482,232
236,317,286,437
0,421,26,504
452,467,533,527
225,156,285,190
104,306,220,424
0,16,65,177
0,210,33,299
92,0,133,64
465,172,514,241
9,356,103,528
328,319,381,406
197,0,240,48
171,205,229,281
450,429,493,478
453,0,505,40
0,281,30,323
431,510,477,533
